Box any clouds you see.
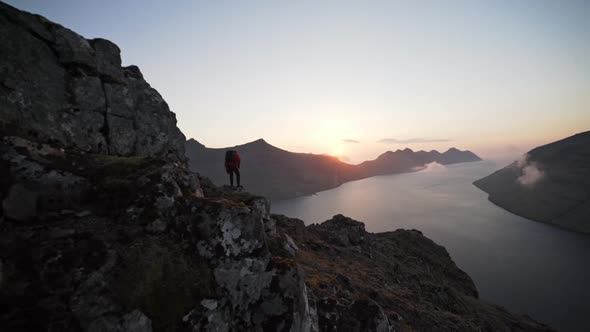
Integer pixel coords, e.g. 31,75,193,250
515,154,545,186
342,139,360,144
423,162,447,172
377,138,451,144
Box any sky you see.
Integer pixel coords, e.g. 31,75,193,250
7,0,590,163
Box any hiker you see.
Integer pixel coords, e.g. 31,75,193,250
225,150,241,188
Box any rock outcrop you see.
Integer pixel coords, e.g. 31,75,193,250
0,2,185,160
0,137,315,331
274,214,554,331
0,2,552,332
185,138,481,201
474,131,590,234
0,3,312,331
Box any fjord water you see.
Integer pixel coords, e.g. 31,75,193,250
272,161,590,332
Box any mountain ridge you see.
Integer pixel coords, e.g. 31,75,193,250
186,138,481,200
474,130,590,234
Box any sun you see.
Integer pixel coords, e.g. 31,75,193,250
330,147,344,157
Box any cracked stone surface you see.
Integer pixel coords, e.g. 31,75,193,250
0,2,185,160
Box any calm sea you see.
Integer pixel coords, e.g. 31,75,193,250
272,161,590,332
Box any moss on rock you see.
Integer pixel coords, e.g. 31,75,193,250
113,238,215,332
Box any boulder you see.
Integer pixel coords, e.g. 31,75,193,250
308,214,366,246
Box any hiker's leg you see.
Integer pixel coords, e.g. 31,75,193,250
229,170,234,186
235,168,241,186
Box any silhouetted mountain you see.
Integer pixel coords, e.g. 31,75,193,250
186,139,481,200
474,131,590,233
354,147,481,179
185,138,347,200
439,147,482,164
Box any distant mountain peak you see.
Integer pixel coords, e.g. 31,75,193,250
186,138,206,149
187,138,201,144
378,151,395,158
247,138,271,146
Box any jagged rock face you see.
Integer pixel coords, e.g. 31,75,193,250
0,3,315,331
275,214,555,332
184,181,318,332
0,136,203,331
0,2,185,160
0,136,316,331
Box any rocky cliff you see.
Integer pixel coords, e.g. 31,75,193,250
474,131,590,234
273,214,553,331
1,2,552,331
0,2,185,160
1,3,312,331
185,139,481,201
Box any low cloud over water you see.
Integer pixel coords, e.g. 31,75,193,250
515,154,544,186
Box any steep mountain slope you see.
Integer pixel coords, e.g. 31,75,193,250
186,138,348,200
1,2,551,331
474,131,590,233
186,139,481,200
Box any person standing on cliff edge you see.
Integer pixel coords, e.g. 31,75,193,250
224,150,242,189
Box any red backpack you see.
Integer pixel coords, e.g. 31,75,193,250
225,150,240,168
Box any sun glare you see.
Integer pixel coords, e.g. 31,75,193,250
331,147,344,157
